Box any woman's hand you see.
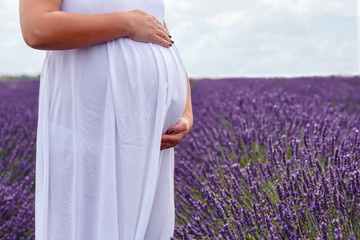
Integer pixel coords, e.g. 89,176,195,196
160,117,193,150
127,10,173,48
161,70,193,150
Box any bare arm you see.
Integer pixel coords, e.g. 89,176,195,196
19,0,172,50
181,71,193,127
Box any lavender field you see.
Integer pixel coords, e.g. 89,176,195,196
0,81,37,239
1,77,360,239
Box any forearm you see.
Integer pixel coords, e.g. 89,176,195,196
19,8,130,50
181,71,193,126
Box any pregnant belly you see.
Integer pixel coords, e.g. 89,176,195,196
44,38,187,135
105,38,187,133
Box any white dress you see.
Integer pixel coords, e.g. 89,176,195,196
35,0,188,239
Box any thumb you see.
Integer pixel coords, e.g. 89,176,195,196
167,125,176,134
167,118,188,134
167,121,182,134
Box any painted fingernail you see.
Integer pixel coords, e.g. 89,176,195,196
169,35,172,38
171,40,174,44
169,43,172,47
169,128,174,134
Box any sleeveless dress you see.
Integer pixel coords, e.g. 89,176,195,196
34,0,188,239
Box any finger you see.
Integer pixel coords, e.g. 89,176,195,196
155,28,173,44
163,20,170,36
152,16,163,25
154,17,168,32
161,133,182,144
160,142,174,150
152,21,171,38
153,35,172,48
161,142,176,150
167,127,174,134
163,26,170,36
167,121,187,134
158,30,173,44
154,19,171,37
161,142,173,148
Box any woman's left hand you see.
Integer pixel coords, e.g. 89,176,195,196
160,116,193,150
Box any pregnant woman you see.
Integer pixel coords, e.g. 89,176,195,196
19,0,193,238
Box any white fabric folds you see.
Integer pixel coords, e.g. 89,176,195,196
35,0,188,239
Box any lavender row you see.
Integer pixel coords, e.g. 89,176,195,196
173,77,360,239
0,81,38,239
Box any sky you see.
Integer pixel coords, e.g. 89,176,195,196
0,0,358,78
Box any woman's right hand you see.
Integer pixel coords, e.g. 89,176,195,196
126,9,173,48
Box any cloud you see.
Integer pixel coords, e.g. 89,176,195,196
0,0,45,75
0,0,358,77
165,0,358,77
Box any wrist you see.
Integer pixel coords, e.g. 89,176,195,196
118,12,132,38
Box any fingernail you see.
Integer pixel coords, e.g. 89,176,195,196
171,40,174,44
169,43,172,47
169,128,174,134
169,35,172,38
